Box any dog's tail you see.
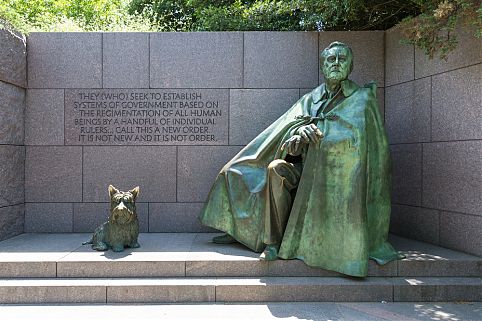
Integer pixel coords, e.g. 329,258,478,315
82,237,93,245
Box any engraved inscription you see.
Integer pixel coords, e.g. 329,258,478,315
65,89,229,145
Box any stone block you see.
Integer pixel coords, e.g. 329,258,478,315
229,89,299,145
319,31,385,87
25,89,64,145
215,277,392,302
73,202,148,233
398,256,481,277
149,203,212,232
0,204,24,242
0,282,106,304
268,260,339,277
389,205,439,245
72,202,108,233
25,146,82,202
136,233,197,253
150,32,243,88
177,146,243,202
0,146,24,207
0,262,56,278
24,203,73,233
423,141,482,215
393,277,482,302
368,261,399,277
432,64,482,141
27,33,102,88
268,259,396,277
187,261,268,277
83,146,176,202
244,32,318,88
57,261,185,278
385,79,431,144
440,211,482,257
0,81,25,145
390,234,482,277
107,284,215,303
0,233,88,260
385,26,414,86
415,26,482,79
103,33,149,88
0,28,26,87
390,144,422,206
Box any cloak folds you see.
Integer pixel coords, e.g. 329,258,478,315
199,79,401,277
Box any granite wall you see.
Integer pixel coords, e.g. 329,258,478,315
2,28,480,258
23,31,385,234
0,28,26,241
385,26,482,256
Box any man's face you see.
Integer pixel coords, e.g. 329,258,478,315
321,46,352,82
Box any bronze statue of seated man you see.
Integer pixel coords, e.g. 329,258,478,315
200,41,402,277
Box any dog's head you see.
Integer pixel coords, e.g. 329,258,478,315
108,185,139,224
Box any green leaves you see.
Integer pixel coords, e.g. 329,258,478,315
130,0,421,32
0,0,159,32
399,0,481,60
1,0,479,60
128,0,194,31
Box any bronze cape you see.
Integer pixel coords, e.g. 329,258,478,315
199,79,401,277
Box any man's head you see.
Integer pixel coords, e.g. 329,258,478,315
320,42,353,82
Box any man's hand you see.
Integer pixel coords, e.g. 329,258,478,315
297,124,323,143
281,135,304,156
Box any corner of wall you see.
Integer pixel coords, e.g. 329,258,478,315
384,25,482,257
0,27,27,241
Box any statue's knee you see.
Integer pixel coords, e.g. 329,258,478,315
267,159,287,172
268,159,300,187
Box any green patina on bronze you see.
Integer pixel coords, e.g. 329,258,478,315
83,185,141,252
199,41,403,277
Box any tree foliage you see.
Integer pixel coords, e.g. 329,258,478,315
0,0,158,33
398,0,481,59
0,0,480,59
128,0,194,31
128,0,423,32
127,0,481,59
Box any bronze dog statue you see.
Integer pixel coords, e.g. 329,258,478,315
83,185,140,252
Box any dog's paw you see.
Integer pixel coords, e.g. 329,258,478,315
129,242,140,248
112,244,125,252
92,242,108,251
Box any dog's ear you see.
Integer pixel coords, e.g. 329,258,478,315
109,185,120,198
129,186,140,200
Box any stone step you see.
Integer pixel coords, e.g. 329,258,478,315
1,302,482,321
0,233,480,278
0,277,480,304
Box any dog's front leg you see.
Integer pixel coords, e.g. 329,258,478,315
128,240,140,248
92,242,108,251
111,244,124,252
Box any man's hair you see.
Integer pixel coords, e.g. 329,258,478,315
320,41,354,74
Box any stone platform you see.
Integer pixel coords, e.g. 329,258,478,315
1,303,482,321
0,233,480,304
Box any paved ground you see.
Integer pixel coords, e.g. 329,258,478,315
0,302,481,321
0,233,479,269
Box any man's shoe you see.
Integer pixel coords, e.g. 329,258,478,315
212,234,237,244
259,244,279,261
